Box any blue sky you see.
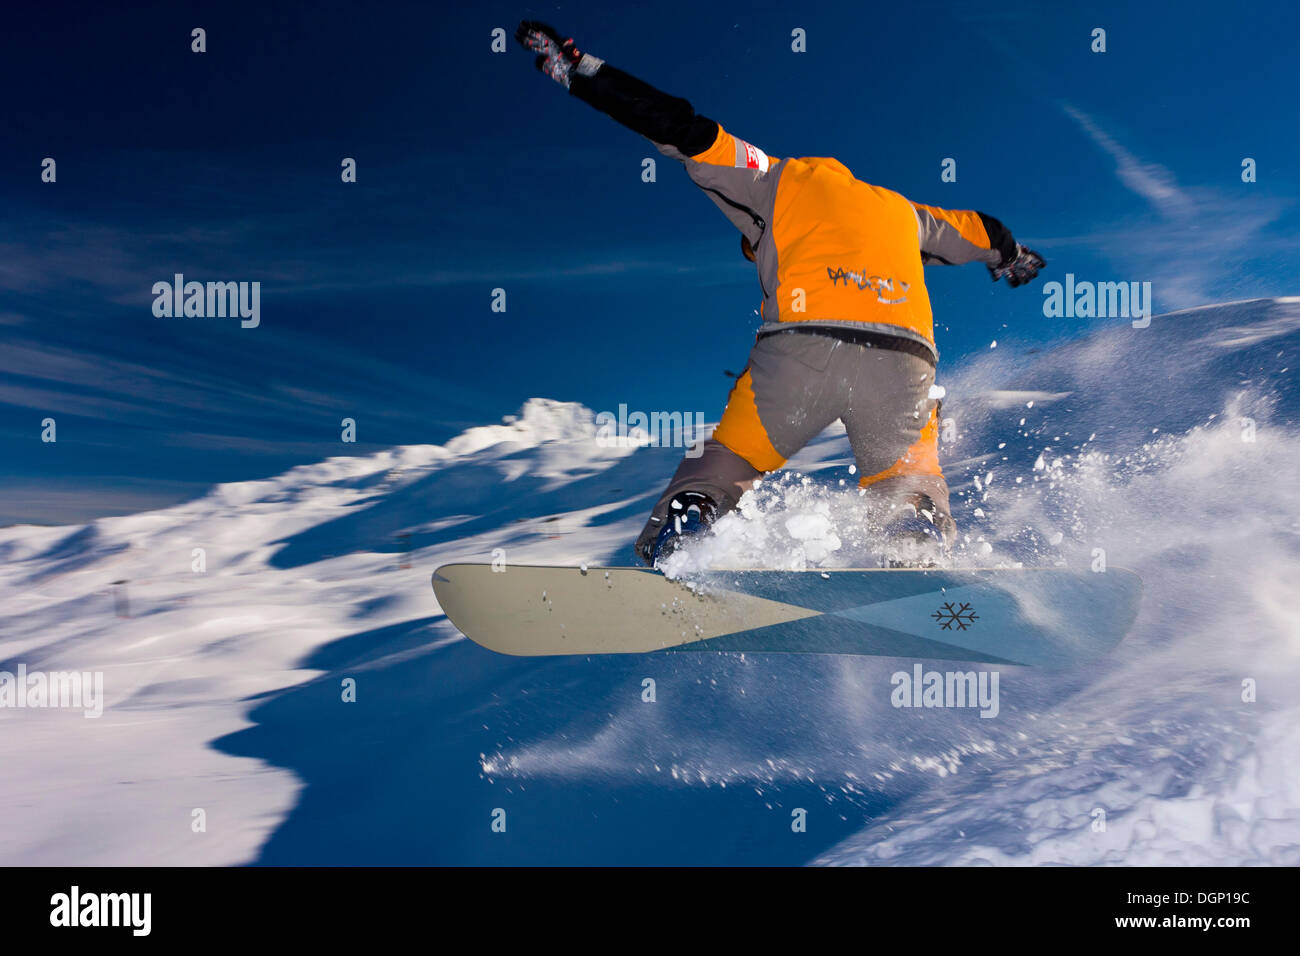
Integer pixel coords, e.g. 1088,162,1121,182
3,0,1298,522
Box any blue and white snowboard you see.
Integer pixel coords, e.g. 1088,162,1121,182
432,564,1141,667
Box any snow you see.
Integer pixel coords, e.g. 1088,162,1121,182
2,298,1299,865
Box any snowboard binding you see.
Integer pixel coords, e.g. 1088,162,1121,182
643,491,719,566
881,495,950,569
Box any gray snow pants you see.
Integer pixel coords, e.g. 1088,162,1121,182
635,329,955,563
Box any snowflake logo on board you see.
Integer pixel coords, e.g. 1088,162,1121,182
932,602,978,631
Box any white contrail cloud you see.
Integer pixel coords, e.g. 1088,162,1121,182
1060,103,1193,220
1051,102,1289,308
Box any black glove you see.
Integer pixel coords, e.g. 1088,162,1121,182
989,243,1046,288
515,20,602,89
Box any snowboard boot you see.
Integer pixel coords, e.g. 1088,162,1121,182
642,491,719,566
881,494,949,568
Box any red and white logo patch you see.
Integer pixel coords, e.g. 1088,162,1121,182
737,140,769,173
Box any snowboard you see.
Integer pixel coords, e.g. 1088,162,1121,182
432,563,1142,667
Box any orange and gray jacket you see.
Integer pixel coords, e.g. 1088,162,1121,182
569,62,1017,363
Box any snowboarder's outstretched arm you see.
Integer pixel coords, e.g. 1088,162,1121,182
912,202,1046,287
516,21,1045,286
515,21,777,245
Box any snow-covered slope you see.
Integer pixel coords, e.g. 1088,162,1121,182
2,300,1298,865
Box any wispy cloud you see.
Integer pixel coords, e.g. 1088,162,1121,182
1055,103,1290,308
960,11,1295,311
0,479,207,527
1061,104,1194,220
0,331,491,432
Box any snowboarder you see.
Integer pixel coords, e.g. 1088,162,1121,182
515,21,1046,566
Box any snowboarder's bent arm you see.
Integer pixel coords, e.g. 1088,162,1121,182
913,204,1014,267
515,21,778,243
913,202,1047,288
